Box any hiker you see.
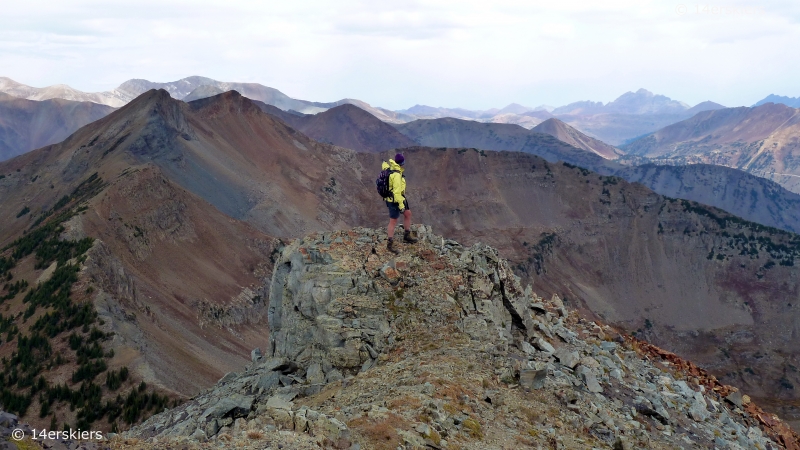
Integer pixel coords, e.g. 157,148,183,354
381,153,418,253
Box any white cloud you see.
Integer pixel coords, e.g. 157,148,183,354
1,0,799,109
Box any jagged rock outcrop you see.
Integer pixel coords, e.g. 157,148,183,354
122,226,799,449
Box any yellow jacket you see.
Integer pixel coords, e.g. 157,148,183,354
382,159,406,209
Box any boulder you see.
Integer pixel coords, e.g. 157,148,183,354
306,362,325,384
576,365,603,393
725,390,744,408
689,392,709,422
256,371,281,391
534,338,555,354
201,394,254,420
0,411,18,428
554,348,580,369
520,368,547,390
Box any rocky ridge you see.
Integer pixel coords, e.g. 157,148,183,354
118,226,799,449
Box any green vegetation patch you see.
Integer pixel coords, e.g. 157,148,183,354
667,198,800,267
0,172,176,430
515,232,558,276
563,162,590,176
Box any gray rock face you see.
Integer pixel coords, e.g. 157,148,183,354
554,348,580,369
266,225,541,384
201,394,254,420
689,392,710,422
534,337,556,354
268,237,393,378
576,365,603,393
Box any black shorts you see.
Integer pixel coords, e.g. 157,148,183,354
386,200,410,219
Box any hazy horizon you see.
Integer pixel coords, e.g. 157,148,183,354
2,0,799,110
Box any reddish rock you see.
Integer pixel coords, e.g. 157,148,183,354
380,266,400,284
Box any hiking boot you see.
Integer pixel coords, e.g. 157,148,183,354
403,229,418,244
387,237,399,254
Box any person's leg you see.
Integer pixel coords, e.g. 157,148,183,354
387,202,401,253
402,208,417,243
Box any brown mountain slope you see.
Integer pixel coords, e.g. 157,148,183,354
0,90,406,413
0,91,316,429
252,101,416,152
618,163,800,234
0,92,115,161
532,117,621,159
622,103,800,193
3,90,800,430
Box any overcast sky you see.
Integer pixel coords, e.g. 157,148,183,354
1,0,798,110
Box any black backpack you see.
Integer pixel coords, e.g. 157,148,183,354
376,167,396,199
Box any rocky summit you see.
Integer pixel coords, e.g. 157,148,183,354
111,226,799,450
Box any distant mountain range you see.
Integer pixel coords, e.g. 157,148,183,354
3,74,799,209
0,92,115,160
0,75,414,123
555,88,691,115
396,102,553,119
754,94,800,108
622,102,800,194
0,76,128,107
399,89,727,145
1,76,732,145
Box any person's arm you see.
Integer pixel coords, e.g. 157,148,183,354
390,173,406,210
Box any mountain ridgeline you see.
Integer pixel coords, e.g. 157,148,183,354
1,89,800,431
254,102,416,152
